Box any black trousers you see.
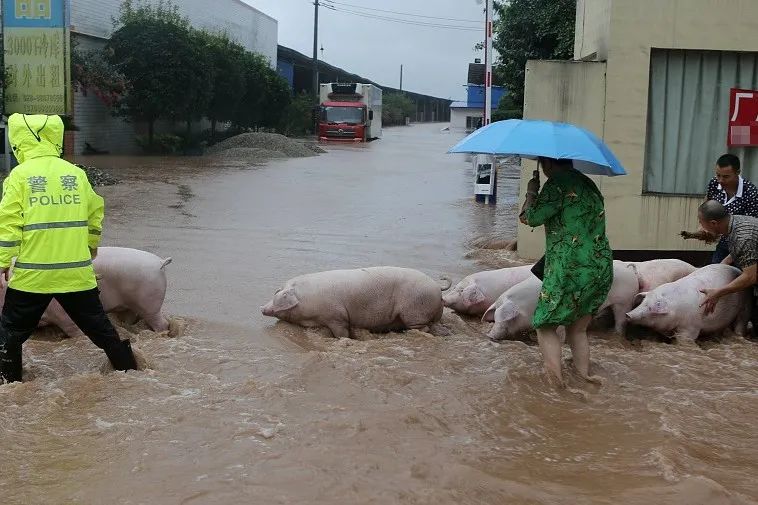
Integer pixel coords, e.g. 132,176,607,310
0,287,135,382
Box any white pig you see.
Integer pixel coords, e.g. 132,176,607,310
625,264,751,345
484,260,639,340
442,265,533,316
261,267,450,339
483,276,542,341
598,261,641,334
627,259,696,292
1,247,173,338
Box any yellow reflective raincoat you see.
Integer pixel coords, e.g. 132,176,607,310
0,114,103,293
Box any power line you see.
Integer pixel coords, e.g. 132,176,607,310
321,4,483,31
321,0,482,23
326,7,482,30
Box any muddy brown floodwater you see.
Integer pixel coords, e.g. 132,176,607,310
1,124,757,504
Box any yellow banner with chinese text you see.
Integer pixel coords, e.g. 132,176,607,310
4,27,71,115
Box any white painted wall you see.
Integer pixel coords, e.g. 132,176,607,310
71,0,277,65
450,108,482,134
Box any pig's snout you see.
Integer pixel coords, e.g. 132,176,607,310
261,303,275,317
442,292,461,309
488,323,507,342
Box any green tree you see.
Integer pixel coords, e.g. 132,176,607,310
176,28,215,136
106,0,212,145
492,94,522,121
491,0,576,118
279,92,316,136
235,52,269,128
235,52,291,129
261,69,292,129
382,93,415,126
199,31,247,139
77,0,297,150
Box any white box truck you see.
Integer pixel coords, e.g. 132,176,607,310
318,83,383,142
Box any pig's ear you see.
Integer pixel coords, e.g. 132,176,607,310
273,288,299,311
650,298,669,314
462,284,486,304
495,303,519,322
633,292,648,308
482,304,496,323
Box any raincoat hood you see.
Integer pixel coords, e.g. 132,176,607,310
8,113,64,164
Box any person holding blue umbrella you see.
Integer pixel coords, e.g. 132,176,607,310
520,157,613,385
449,119,625,385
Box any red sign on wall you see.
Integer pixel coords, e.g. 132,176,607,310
728,88,758,147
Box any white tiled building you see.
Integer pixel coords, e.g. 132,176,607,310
70,0,277,154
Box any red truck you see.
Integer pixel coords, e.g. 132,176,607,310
318,83,383,142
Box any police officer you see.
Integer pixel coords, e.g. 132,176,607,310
0,113,138,383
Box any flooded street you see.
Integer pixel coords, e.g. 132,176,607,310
2,123,758,504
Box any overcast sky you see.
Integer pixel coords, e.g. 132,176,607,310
245,0,486,100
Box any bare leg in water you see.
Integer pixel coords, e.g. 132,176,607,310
536,325,563,385
566,315,601,383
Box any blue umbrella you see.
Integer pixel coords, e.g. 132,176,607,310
448,119,626,177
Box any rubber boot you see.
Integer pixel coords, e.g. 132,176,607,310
105,339,138,372
0,342,23,383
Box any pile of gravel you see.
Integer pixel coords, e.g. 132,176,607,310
303,143,327,154
211,147,288,160
207,132,318,160
76,164,120,187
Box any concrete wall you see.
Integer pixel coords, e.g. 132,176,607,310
71,0,277,65
574,0,611,61
518,60,607,258
518,0,758,258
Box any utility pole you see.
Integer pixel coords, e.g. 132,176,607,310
399,64,403,92
312,0,320,99
484,0,494,127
